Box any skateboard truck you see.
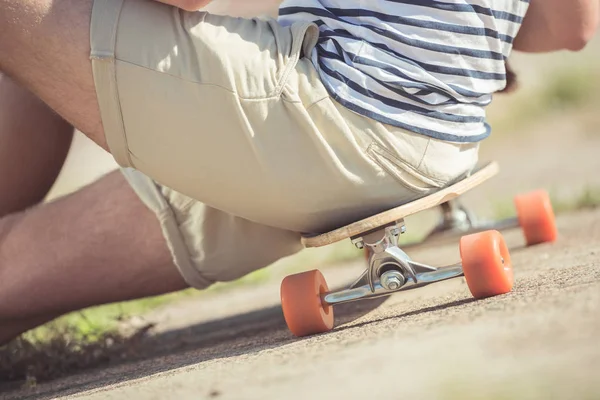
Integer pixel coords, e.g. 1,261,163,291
421,199,523,246
323,219,464,306
438,201,477,231
281,163,558,337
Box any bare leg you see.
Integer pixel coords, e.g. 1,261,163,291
0,0,106,149
0,0,283,153
0,73,74,215
0,171,188,345
0,73,183,344
0,73,73,341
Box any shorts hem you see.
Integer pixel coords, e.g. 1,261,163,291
120,168,215,290
90,0,133,168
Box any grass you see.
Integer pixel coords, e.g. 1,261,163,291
21,290,198,344
550,186,600,214
487,64,600,135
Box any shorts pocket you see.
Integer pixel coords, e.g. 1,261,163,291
366,142,447,194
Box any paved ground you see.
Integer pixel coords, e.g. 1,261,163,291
6,208,600,400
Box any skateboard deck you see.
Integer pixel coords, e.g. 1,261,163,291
284,162,558,337
302,161,499,248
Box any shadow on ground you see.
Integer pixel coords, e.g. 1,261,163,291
3,291,390,399
2,234,532,399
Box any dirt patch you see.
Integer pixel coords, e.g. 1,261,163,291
0,326,155,392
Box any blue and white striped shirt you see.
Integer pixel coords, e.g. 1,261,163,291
278,0,530,142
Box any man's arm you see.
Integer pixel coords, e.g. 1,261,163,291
156,0,213,11
513,0,599,52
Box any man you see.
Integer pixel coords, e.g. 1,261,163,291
0,0,597,345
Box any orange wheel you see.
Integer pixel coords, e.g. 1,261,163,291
460,230,514,299
514,190,558,246
280,270,334,337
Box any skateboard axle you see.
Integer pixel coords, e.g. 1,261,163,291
321,262,464,306
322,221,465,306
380,270,405,290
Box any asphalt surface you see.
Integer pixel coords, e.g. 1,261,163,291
6,207,600,400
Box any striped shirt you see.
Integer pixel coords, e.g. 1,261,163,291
278,0,530,142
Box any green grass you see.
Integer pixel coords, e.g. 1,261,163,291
539,67,596,109
549,186,600,214
21,290,199,344
491,199,517,221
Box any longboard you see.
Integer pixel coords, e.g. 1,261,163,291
302,162,499,248
283,161,558,338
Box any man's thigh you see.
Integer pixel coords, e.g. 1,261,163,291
0,73,74,214
0,0,285,156
0,0,105,148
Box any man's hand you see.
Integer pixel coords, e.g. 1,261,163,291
156,0,213,12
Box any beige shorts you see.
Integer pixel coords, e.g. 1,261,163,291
90,0,480,288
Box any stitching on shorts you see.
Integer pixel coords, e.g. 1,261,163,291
158,207,216,289
92,0,133,167
173,197,197,215
417,138,431,170
116,23,316,101
367,142,446,187
126,153,198,216
366,144,430,194
304,95,332,111
117,60,283,101
112,64,133,166
280,93,330,109
160,188,198,215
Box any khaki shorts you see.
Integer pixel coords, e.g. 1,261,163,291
90,0,480,288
